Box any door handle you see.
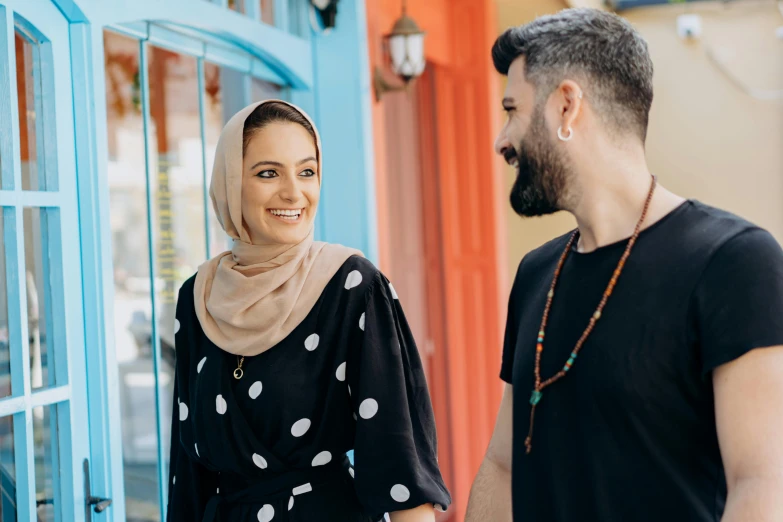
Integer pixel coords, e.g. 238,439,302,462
87,496,112,513
83,459,112,519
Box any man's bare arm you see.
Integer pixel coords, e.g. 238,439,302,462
465,384,514,522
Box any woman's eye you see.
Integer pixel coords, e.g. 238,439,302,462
256,170,277,178
300,169,316,178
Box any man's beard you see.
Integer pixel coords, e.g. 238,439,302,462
508,109,572,217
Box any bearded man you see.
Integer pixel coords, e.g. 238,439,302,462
465,8,783,522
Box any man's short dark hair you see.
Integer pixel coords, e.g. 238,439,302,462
492,8,654,142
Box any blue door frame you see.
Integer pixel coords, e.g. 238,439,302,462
0,0,93,519
3,0,377,520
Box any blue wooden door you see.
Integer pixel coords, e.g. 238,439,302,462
0,1,98,520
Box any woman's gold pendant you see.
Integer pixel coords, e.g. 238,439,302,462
233,368,243,380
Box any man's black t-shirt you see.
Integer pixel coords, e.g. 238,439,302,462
501,200,783,522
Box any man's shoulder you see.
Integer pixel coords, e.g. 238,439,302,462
679,201,776,260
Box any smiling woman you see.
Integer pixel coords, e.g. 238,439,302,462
165,100,451,521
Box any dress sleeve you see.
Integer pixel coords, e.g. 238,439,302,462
166,288,218,521
347,272,451,519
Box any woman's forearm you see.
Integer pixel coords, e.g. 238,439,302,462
389,503,436,522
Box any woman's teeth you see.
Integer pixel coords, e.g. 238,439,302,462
270,209,302,220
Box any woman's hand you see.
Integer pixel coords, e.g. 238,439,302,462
389,504,436,522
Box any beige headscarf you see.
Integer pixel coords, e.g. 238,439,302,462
193,100,363,356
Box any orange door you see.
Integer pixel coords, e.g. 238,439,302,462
380,68,456,520
370,1,506,520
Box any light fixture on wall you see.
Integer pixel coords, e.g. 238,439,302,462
374,0,426,101
310,0,340,30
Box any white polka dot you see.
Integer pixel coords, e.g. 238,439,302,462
293,483,312,495
359,399,379,419
216,395,227,415
257,504,275,522
217,487,220,494
291,418,311,438
335,362,346,382
288,496,294,511
359,313,365,331
174,319,181,333
195,443,199,457
179,402,189,421
304,334,320,351
173,475,176,485
352,413,358,421
389,283,398,299
348,385,351,396
384,514,391,522
391,484,410,502
197,357,207,373
252,453,268,469
311,451,332,467
349,467,355,478
435,504,446,512
249,381,263,399
345,270,363,290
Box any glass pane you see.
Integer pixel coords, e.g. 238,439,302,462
15,29,52,192
203,63,229,259
0,415,17,522
103,30,163,522
33,406,60,522
24,207,58,390
228,0,245,14
0,210,10,399
261,0,274,25
202,71,282,258
148,45,206,363
250,76,282,103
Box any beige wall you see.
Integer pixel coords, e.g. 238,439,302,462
497,0,783,280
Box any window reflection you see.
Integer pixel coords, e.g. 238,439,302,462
33,405,61,521
24,207,59,391
223,0,274,24
228,0,245,14
203,62,229,259
251,76,283,102
15,27,54,192
261,0,274,24
0,415,17,522
104,30,163,522
203,68,282,258
0,210,10,399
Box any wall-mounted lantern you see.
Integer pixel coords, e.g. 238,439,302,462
374,0,426,101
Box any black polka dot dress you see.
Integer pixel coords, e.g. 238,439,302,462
166,256,451,521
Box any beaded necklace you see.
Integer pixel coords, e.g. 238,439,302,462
524,175,657,454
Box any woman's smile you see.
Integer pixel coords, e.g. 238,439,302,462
267,208,304,223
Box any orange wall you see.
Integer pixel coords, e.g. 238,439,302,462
366,0,463,273
367,1,508,519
